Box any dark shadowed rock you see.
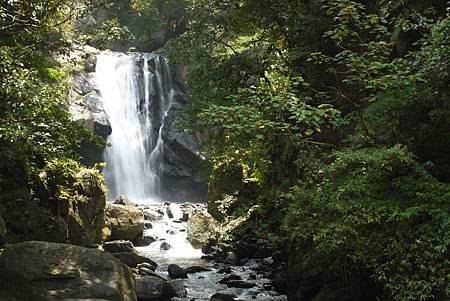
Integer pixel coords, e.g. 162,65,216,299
166,206,174,219
218,274,242,285
144,221,153,229
0,241,136,301
181,212,189,222
217,266,232,274
272,250,284,263
134,235,156,247
0,215,5,247
160,241,171,250
224,252,239,265
168,264,187,279
226,280,256,289
210,293,236,301
167,279,187,298
185,266,211,274
135,275,168,301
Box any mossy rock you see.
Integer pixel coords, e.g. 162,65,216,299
1,160,107,246
37,159,107,245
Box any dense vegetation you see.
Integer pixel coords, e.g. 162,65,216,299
0,0,103,193
0,0,449,300
165,1,449,300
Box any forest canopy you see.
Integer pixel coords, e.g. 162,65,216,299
0,1,449,300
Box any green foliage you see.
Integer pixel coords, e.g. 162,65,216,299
0,1,104,194
77,0,188,51
79,18,131,49
168,0,450,299
283,146,450,300
0,46,102,191
194,73,341,184
39,159,106,206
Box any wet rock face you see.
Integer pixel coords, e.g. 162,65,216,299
0,241,136,301
67,46,111,166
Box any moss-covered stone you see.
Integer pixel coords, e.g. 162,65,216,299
37,159,107,246
1,160,107,246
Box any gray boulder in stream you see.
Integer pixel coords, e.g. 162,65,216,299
0,241,136,301
135,276,168,301
187,211,218,248
105,203,145,242
168,264,188,279
103,240,157,269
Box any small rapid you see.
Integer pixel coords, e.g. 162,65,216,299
136,203,203,261
134,202,287,301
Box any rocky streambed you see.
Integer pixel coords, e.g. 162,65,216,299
135,202,287,301
0,201,287,301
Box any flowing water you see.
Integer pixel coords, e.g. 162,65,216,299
95,52,286,300
96,52,174,203
136,203,287,301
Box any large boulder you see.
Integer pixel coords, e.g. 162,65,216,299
167,264,187,279
187,211,218,248
65,168,107,245
0,241,136,301
3,162,106,246
105,203,145,242
167,279,187,298
135,276,168,301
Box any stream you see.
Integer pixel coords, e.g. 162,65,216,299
135,202,287,301
95,51,286,300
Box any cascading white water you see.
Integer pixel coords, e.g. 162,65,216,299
95,52,174,202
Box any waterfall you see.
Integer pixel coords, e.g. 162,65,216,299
95,52,174,202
